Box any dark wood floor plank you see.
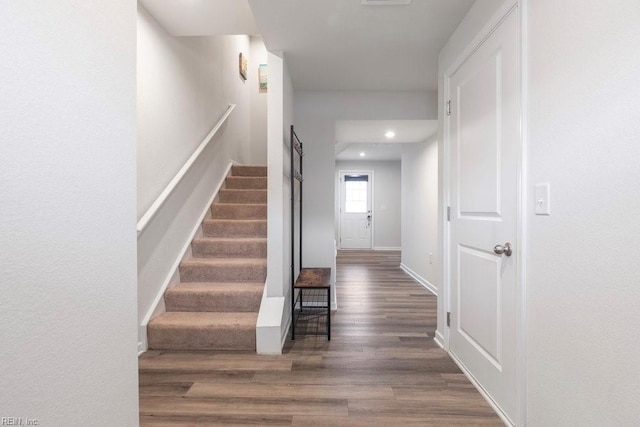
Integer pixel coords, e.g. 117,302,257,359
291,415,504,427
139,250,502,425
139,397,349,417
186,383,394,400
140,414,293,427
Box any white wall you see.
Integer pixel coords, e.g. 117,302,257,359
526,1,640,424
250,36,268,164
335,160,401,249
137,5,267,349
401,138,438,293
295,91,437,307
0,2,138,426
258,51,295,353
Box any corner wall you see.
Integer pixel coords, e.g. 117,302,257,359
401,138,438,293
0,2,138,425
249,36,268,165
258,51,295,353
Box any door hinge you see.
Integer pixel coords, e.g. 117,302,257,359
447,206,451,221
446,100,451,116
447,312,451,327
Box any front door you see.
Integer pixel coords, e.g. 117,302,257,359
448,8,520,422
339,171,372,249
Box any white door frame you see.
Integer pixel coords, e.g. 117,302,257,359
338,170,374,249
440,1,527,426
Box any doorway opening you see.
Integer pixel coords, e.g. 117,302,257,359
338,171,373,249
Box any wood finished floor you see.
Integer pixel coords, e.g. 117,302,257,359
139,250,503,426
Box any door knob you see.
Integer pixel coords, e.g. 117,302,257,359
493,242,512,257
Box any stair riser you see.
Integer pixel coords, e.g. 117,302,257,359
148,326,255,351
231,166,267,177
225,177,267,190
218,190,267,204
211,204,267,220
180,264,266,283
192,240,267,258
165,290,262,312
202,221,267,238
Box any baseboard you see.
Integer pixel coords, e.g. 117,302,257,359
400,263,438,296
434,330,445,349
281,315,291,349
448,351,513,427
373,246,402,251
138,161,236,353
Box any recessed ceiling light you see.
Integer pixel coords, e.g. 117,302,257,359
385,130,396,139
359,152,366,157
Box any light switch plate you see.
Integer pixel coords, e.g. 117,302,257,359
534,183,551,215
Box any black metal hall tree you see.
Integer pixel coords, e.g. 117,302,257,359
290,124,303,303
290,125,331,341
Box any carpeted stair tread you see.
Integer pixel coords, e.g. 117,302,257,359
179,258,267,283
231,165,267,177
211,203,267,219
148,165,268,352
192,237,267,258
218,189,267,204
202,219,267,237
182,257,267,266
148,312,257,351
225,176,267,189
165,282,264,312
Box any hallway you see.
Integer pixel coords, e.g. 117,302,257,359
139,250,502,426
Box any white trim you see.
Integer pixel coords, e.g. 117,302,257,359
373,246,401,251
281,315,291,349
434,331,445,349
137,104,236,235
256,285,287,354
444,1,518,78
400,263,437,296
449,350,514,426
138,161,236,352
516,1,529,424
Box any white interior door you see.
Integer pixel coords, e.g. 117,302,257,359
448,9,519,422
339,172,372,249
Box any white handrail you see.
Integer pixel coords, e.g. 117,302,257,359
137,103,236,235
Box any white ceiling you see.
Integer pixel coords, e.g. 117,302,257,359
336,120,437,143
140,2,452,159
336,143,405,161
335,119,437,161
248,0,475,91
139,0,259,36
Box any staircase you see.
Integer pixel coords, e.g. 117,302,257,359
148,165,267,351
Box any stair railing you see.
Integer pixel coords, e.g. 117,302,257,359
137,104,236,235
